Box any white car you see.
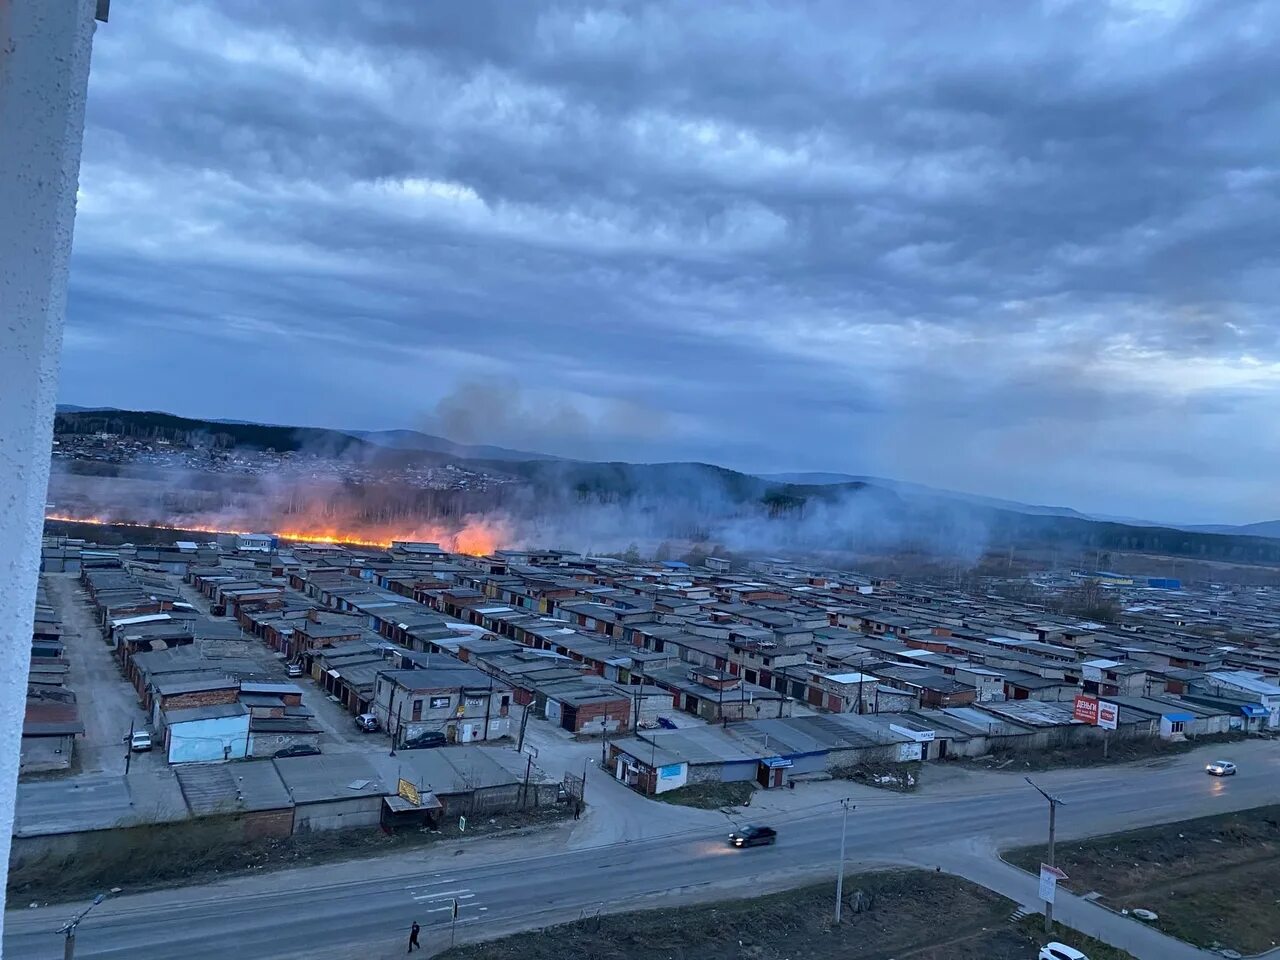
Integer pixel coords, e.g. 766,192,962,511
1040,943,1089,960
1206,760,1237,776
129,730,153,752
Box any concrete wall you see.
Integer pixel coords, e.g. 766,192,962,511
786,752,829,775
685,762,724,786
446,783,520,815
0,1,99,932
19,736,75,775
686,758,757,785
378,682,512,742
167,714,250,764
653,761,687,793
293,797,383,833
247,730,322,758
633,691,674,726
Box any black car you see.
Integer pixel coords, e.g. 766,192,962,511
728,825,777,848
274,744,321,759
402,731,448,750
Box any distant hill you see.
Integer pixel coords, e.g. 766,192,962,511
350,428,558,462
1236,520,1280,538
52,407,1280,564
759,472,1092,520
1185,519,1280,540
482,457,851,504
54,407,556,463
54,408,377,456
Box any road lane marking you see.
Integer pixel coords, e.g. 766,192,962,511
404,877,462,890
411,889,473,901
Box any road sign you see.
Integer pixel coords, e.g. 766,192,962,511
1098,700,1119,730
451,898,460,920
458,815,466,833
1039,863,1068,904
1072,694,1099,725
397,778,421,807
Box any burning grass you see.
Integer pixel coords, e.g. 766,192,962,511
43,512,504,555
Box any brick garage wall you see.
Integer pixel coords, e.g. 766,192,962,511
571,698,631,734
9,810,295,876
159,688,238,713
242,807,293,840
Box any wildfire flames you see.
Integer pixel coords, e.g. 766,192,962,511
43,513,505,556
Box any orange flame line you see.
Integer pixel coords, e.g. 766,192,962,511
44,514,434,551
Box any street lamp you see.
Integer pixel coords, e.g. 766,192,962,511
58,892,106,959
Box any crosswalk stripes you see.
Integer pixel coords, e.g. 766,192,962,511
404,875,485,925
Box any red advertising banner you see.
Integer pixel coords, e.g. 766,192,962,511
1073,694,1099,724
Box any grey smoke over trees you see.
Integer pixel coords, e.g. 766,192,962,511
47,454,995,561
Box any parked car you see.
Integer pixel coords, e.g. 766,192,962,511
656,716,678,729
1206,759,1237,776
286,663,304,678
129,730,153,752
274,744,321,759
403,731,447,750
355,713,380,733
1039,943,1088,960
728,825,777,848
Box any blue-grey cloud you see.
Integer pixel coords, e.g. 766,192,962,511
62,0,1280,524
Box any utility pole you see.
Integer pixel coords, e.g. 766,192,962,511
516,700,531,753
58,893,106,960
483,675,493,743
777,666,787,718
521,750,533,809
124,719,134,775
1026,777,1064,934
834,799,855,923
386,676,397,756
633,661,645,722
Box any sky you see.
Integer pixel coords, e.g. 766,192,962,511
62,0,1280,525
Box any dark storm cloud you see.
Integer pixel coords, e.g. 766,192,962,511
63,0,1280,522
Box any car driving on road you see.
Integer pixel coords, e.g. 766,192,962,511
728,825,777,848
1206,759,1237,776
129,730,152,752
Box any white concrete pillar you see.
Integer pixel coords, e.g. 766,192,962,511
0,0,99,939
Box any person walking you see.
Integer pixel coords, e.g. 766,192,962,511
407,921,421,952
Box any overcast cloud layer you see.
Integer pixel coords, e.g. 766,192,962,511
64,0,1280,524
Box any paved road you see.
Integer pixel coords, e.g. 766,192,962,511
43,575,150,776
7,741,1277,959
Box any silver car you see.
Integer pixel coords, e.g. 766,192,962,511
1205,759,1237,776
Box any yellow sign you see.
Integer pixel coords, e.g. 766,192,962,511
397,778,421,807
